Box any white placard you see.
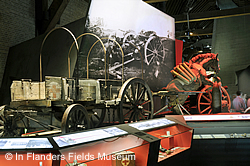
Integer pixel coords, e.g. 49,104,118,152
129,118,175,131
0,138,53,149
53,127,127,147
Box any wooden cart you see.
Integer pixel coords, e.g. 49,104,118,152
0,27,154,137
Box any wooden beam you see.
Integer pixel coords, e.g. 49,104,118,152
35,0,49,35
45,0,70,33
174,5,250,23
144,0,168,3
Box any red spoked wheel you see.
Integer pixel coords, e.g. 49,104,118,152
221,86,231,112
197,85,231,114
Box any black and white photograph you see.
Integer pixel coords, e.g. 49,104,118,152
76,0,175,91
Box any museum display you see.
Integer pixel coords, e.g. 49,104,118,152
56,117,192,166
0,117,192,166
0,0,240,143
1,0,250,165
162,53,231,114
0,32,232,138
0,1,175,136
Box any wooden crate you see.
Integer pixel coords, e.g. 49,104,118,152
11,80,45,101
78,79,99,101
45,76,68,101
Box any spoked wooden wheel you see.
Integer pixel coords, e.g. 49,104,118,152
61,104,91,134
118,77,154,123
89,108,106,128
0,106,5,137
198,85,213,114
0,106,22,137
0,116,20,137
221,86,231,112
122,32,136,46
198,85,231,114
144,36,166,65
0,116,4,137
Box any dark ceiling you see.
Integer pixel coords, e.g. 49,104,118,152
144,0,250,60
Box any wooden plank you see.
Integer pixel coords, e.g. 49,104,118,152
174,6,250,23
35,0,48,35
11,81,46,101
10,100,52,108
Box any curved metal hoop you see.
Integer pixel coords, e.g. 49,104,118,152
39,27,79,82
87,37,124,83
67,33,106,78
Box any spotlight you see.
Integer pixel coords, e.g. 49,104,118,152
185,30,193,38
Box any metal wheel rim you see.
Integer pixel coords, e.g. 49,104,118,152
221,86,231,111
144,36,166,65
197,85,231,114
198,85,213,114
61,104,91,134
118,77,154,123
122,32,136,45
0,118,4,137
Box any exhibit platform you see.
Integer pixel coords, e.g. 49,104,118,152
1,114,250,166
184,114,250,166
0,116,193,166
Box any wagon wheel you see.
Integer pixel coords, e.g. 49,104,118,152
118,77,154,123
221,86,231,112
89,108,106,128
144,36,166,65
61,104,91,134
122,32,136,46
0,106,4,137
197,85,231,114
0,117,4,137
0,106,22,137
0,116,19,137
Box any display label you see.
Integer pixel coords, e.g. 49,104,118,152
0,138,53,149
129,118,175,131
53,127,128,147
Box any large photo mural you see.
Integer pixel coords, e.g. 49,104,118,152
76,0,175,91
